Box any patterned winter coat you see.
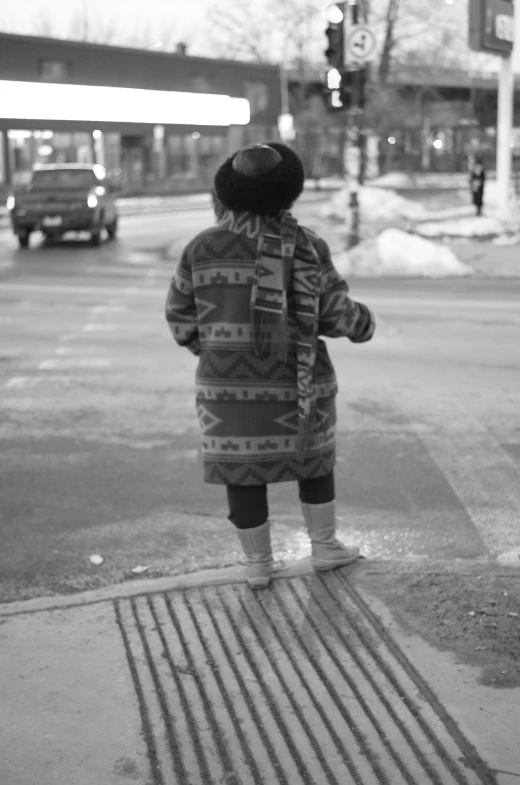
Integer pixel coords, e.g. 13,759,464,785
165,209,375,486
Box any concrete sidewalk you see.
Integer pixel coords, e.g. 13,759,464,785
1,559,519,785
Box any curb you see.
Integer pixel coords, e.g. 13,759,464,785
0,559,314,617
1,556,517,618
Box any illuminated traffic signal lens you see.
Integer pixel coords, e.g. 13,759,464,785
327,68,342,89
326,4,344,23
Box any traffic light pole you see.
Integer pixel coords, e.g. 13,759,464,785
324,1,365,247
346,0,362,249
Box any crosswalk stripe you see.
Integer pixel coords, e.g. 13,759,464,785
37,358,113,370
398,391,520,557
82,323,117,332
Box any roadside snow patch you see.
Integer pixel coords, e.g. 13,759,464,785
321,185,428,223
334,228,474,278
370,172,471,190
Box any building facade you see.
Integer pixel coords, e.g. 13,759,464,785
287,64,520,177
0,33,282,195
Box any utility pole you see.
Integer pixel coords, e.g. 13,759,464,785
324,1,371,243
469,0,515,210
345,0,369,248
496,52,514,211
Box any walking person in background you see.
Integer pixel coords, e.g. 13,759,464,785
470,157,486,216
165,142,375,589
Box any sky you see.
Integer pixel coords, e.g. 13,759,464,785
0,0,217,54
1,0,519,70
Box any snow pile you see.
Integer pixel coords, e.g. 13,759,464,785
333,228,474,278
321,178,520,241
414,181,520,238
370,172,472,190
321,185,428,224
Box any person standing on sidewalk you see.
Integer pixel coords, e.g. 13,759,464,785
470,158,486,216
165,142,375,589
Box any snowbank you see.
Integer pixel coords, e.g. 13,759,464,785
321,179,520,241
333,228,474,278
321,185,428,224
370,172,473,190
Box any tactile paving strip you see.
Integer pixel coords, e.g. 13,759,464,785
115,572,497,785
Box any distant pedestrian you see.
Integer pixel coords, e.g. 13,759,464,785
165,142,375,589
470,158,486,216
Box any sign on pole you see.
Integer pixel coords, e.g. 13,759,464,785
469,0,514,55
345,24,376,65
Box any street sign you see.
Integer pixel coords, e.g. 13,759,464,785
469,0,514,55
345,24,376,63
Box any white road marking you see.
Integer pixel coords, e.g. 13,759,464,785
55,345,108,356
399,392,520,557
37,358,113,370
82,323,116,332
359,296,520,313
5,375,73,388
0,283,164,297
5,377,32,388
90,304,128,314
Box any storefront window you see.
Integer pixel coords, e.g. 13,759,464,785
5,129,114,186
103,134,121,177
198,133,225,181
167,135,189,176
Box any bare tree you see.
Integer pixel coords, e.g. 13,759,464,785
27,8,189,53
378,0,400,83
205,0,322,66
369,0,498,79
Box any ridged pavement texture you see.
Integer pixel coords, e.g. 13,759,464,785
115,573,497,785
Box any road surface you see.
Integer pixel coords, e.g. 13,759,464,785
1,198,519,602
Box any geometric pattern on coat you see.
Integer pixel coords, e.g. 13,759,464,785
165,210,375,485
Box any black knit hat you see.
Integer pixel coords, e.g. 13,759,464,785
214,142,305,216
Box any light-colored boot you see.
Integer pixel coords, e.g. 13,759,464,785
234,520,273,588
302,500,360,572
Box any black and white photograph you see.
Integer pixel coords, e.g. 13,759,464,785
1,0,520,782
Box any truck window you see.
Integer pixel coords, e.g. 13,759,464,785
30,170,98,189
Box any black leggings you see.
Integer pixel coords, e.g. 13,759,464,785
226,471,335,529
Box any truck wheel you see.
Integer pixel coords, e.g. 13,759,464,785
91,212,104,246
18,231,30,249
106,218,118,239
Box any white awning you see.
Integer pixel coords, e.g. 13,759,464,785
0,80,250,126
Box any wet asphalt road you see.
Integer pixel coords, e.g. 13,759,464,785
1,199,519,602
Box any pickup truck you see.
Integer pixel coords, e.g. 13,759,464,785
6,163,119,248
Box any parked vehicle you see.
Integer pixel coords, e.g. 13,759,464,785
6,163,119,248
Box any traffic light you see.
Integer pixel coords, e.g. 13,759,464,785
341,67,367,110
325,3,346,70
324,3,346,111
324,67,366,112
